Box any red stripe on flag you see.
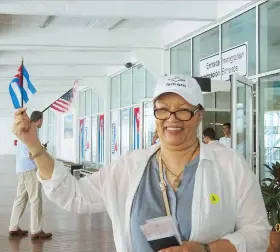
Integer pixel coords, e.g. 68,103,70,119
14,66,23,87
50,104,68,113
56,99,69,106
51,102,68,109
50,98,71,113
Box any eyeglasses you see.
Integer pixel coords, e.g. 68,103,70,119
154,107,200,121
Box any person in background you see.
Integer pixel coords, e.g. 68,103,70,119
219,123,231,148
9,111,52,240
202,128,224,147
12,75,270,252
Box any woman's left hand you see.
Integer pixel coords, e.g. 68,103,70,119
159,241,206,252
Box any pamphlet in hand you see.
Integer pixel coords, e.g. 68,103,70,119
140,216,182,251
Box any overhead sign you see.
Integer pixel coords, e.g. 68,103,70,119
200,43,247,80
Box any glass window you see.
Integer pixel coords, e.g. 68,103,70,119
203,93,215,108
111,110,121,161
259,1,280,73
132,65,145,104
85,89,92,116
111,75,120,109
79,91,86,117
84,117,91,163
143,101,156,148
222,8,256,77
91,115,98,164
47,109,57,157
92,91,98,114
79,118,85,162
203,92,230,109
193,27,219,77
120,108,131,155
259,73,280,181
97,114,105,166
132,106,140,150
98,97,104,113
216,91,230,110
121,69,132,107
170,40,192,75
146,69,156,98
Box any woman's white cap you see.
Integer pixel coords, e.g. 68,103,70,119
153,75,204,107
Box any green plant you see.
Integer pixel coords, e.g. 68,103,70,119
264,162,280,183
261,162,280,231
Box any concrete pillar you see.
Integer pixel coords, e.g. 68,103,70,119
74,92,80,163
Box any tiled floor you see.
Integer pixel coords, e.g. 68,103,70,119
0,155,116,252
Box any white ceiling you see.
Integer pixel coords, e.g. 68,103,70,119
0,0,253,117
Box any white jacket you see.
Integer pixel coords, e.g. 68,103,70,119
38,144,271,252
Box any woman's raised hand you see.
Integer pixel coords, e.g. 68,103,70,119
12,108,40,148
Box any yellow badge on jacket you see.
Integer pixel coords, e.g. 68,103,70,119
210,194,220,204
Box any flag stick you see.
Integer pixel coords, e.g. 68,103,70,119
20,57,24,107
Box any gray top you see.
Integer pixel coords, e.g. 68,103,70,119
130,153,199,252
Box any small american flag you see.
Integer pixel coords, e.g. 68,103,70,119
50,81,78,113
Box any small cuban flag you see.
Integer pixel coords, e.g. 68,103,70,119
9,64,37,109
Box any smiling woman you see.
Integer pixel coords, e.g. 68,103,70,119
12,74,270,252
153,94,202,150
